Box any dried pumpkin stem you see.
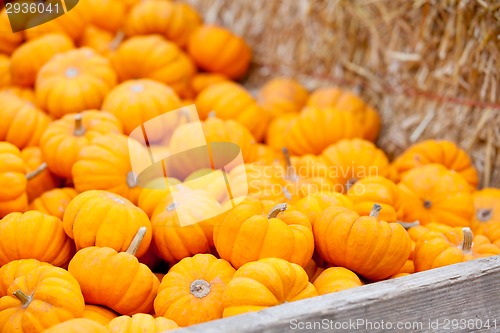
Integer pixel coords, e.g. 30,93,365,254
268,203,288,219
207,111,216,118
126,171,137,188
109,30,125,51
476,209,492,222
369,204,382,218
190,279,211,299
73,114,85,136
13,290,32,307
396,220,420,229
26,162,47,180
281,147,298,181
126,227,147,256
460,227,473,254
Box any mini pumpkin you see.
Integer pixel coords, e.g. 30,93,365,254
28,187,78,220
0,210,74,267
0,92,51,150
195,81,269,141
124,0,202,48
313,267,363,295
285,107,366,156
304,259,325,283
471,188,500,247
191,73,228,96
83,305,118,326
68,227,160,315
414,227,500,272
21,146,61,202
0,265,85,332
0,86,38,105
40,111,123,179
151,188,222,263
0,54,10,87
347,176,404,222
398,164,474,227
36,48,117,118
63,190,152,257
138,177,182,218
188,25,251,79
85,0,126,33
214,201,314,268
79,25,117,56
108,313,179,332
321,139,390,193
314,204,411,281
222,258,318,317
0,259,50,297
43,318,108,333
0,9,23,55
307,87,380,141
10,33,75,87
0,142,29,217
265,113,297,150
257,77,309,118
390,140,478,189
110,35,196,98
72,133,150,204
294,192,354,226
102,79,182,140
154,254,235,327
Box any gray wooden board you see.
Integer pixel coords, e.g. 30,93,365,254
174,256,500,333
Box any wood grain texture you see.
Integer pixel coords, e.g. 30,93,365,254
175,256,500,333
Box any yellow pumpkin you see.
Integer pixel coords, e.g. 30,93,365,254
28,188,78,220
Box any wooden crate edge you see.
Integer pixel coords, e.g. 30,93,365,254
176,256,500,333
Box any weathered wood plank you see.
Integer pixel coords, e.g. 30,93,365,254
176,256,500,333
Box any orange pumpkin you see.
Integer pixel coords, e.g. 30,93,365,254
414,227,500,272
0,86,38,105
151,188,222,263
285,107,366,156
304,259,326,283
36,48,118,118
24,0,91,41
0,92,51,150
0,54,11,87
222,258,318,317
0,259,50,297
390,140,478,189
28,187,78,219
63,190,152,257
68,227,160,315
0,142,29,217
0,210,74,267
107,313,179,332
79,25,119,57
154,254,235,327
307,87,380,142
471,188,500,247
137,177,181,218
321,139,390,193
294,192,354,226
313,267,363,295
314,204,411,281
10,33,75,87
83,305,118,326
102,79,182,139
0,9,23,55
72,133,150,204
214,201,314,268
188,25,251,79
265,113,297,150
0,265,85,332
21,147,61,202
191,73,228,96
43,318,108,333
398,164,474,227
195,81,269,141
40,111,123,179
110,35,196,98
347,176,404,222
125,0,202,48
84,0,126,33
258,77,309,118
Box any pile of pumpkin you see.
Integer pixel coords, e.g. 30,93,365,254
1,0,500,332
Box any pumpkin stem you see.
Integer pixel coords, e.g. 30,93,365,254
268,203,288,219
13,290,32,307
126,171,137,188
423,200,432,209
460,227,473,254
207,111,216,119
345,178,358,191
477,209,492,222
190,279,211,299
282,186,292,201
167,202,176,211
396,220,420,229
26,162,47,180
73,113,85,136
369,204,382,218
109,30,125,51
281,147,298,181
126,227,147,256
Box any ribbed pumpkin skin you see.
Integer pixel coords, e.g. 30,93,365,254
0,259,51,297
43,318,109,333
85,0,126,33
10,33,75,87
0,142,28,217
107,314,179,333
29,187,78,220
83,305,118,326
22,147,62,202
313,267,363,295
258,77,309,118
0,54,11,87
36,48,118,118
0,9,23,55
471,188,500,245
